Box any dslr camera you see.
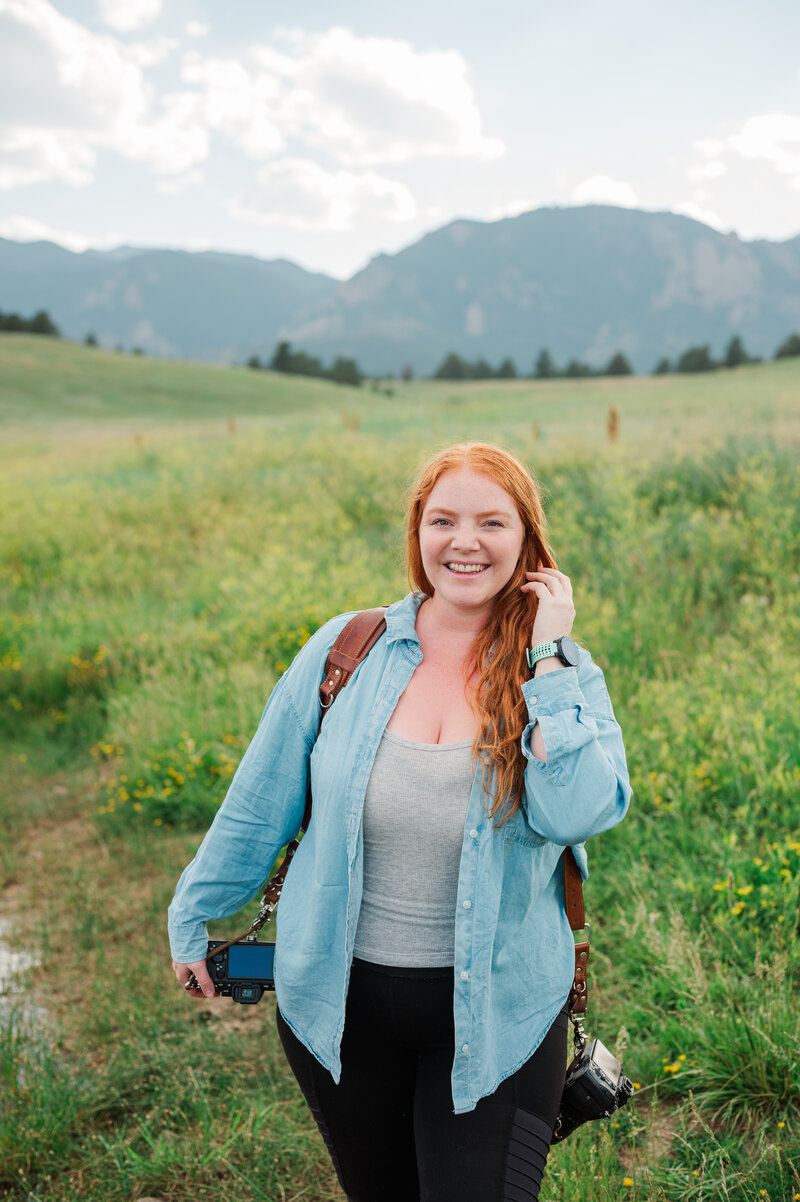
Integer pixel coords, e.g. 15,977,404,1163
553,1037,634,1142
206,936,275,1004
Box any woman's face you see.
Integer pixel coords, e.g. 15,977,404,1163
418,467,525,619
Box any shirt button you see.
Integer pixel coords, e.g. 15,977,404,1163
461,1043,469,1054
530,696,538,704
469,828,478,839
460,970,469,981
462,900,472,909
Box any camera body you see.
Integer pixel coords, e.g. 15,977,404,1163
206,936,275,1004
553,1037,633,1142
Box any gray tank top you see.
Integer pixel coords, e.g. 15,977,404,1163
353,729,475,967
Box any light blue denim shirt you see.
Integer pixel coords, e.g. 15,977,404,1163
168,591,631,1114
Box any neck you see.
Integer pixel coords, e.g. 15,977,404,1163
417,592,493,641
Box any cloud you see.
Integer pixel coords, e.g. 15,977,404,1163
186,21,208,38
687,160,727,182
673,199,725,230
181,27,504,167
0,7,499,218
692,113,800,191
264,27,505,165
726,112,800,188
230,158,417,231
0,0,207,186
0,214,122,250
571,175,639,207
488,198,536,220
95,0,161,33
181,55,284,158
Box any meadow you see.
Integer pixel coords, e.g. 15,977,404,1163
1,333,799,1201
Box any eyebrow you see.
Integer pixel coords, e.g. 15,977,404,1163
426,507,515,519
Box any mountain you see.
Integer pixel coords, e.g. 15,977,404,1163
282,206,800,375
2,206,800,373
0,241,337,362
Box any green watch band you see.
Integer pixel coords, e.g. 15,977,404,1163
526,641,558,670
526,635,580,672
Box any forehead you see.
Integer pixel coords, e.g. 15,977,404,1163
423,467,519,516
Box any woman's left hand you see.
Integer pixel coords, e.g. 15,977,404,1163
521,568,576,646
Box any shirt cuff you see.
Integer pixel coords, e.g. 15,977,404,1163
521,666,582,720
168,920,210,964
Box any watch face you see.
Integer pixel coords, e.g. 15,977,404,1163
558,636,580,666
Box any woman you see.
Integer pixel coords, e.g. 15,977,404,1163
169,442,631,1202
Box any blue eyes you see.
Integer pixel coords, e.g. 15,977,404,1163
430,519,503,528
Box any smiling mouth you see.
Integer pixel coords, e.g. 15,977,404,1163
445,563,489,574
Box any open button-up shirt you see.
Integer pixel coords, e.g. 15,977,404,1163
168,591,631,1114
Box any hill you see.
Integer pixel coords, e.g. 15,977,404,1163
0,239,336,364
2,207,800,376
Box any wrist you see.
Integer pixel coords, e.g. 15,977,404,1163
526,635,579,673
531,655,566,677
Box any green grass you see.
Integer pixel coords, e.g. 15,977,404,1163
1,335,799,1201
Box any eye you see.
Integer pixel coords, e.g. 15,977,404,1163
430,518,452,526
484,520,504,527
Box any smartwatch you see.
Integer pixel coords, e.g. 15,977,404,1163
526,635,580,673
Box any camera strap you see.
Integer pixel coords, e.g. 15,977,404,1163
204,607,390,960
205,605,590,1032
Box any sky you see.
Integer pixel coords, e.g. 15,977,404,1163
0,0,799,279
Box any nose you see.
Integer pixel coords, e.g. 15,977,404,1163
450,523,480,551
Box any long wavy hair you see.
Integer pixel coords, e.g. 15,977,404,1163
405,442,556,823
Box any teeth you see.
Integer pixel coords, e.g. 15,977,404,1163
446,563,487,573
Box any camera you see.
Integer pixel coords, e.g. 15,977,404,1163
206,936,275,1004
553,1037,634,1142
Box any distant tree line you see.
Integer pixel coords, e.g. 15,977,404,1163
652,331,800,375
0,308,59,335
248,341,363,387
432,331,800,381
433,348,634,380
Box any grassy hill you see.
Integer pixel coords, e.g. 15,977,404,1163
1,335,799,1201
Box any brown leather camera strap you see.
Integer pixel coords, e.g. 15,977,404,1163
206,608,389,959
209,603,590,1018
563,847,589,1017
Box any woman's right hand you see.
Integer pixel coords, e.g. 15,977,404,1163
172,957,218,999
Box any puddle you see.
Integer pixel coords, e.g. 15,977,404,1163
0,916,49,1036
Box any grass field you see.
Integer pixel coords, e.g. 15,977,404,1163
1,333,799,1201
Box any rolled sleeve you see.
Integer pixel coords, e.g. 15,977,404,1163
520,650,631,845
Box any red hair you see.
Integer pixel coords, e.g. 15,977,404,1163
405,442,556,823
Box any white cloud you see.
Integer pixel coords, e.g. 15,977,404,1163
181,55,284,158
488,198,536,220
95,0,160,33
726,112,800,188
0,214,122,250
571,175,639,207
0,128,95,188
673,199,725,229
181,27,504,167
186,21,208,38
264,27,505,165
0,0,207,186
230,158,417,231
687,160,727,181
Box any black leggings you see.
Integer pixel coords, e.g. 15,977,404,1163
276,958,568,1202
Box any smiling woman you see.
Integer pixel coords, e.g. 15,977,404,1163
168,441,631,1202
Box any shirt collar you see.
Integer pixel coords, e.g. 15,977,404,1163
384,591,425,644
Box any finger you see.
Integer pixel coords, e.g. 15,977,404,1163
174,959,217,1000
189,961,217,1000
527,568,573,592
522,574,560,596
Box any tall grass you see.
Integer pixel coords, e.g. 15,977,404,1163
1,338,799,1200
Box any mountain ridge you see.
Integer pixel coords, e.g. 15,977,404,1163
2,205,799,373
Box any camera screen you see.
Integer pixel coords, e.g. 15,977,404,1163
228,943,275,979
